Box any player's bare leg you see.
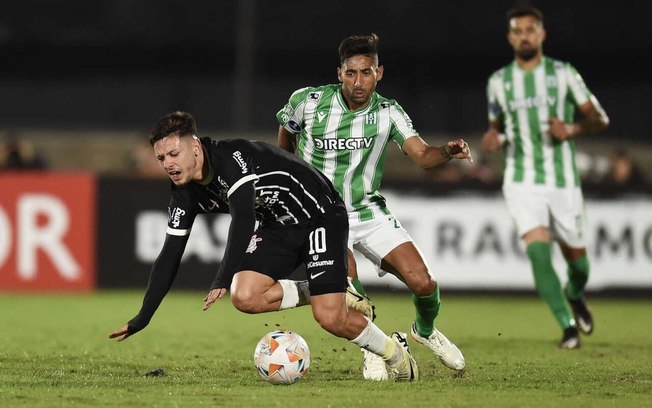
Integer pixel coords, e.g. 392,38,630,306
382,242,465,371
310,292,418,381
229,271,285,313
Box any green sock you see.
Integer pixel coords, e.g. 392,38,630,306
526,242,574,329
566,255,590,300
412,286,440,338
350,278,368,297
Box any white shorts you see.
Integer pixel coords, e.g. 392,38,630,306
502,183,587,248
348,213,413,277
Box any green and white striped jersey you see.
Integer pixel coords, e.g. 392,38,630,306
487,56,597,188
277,83,418,222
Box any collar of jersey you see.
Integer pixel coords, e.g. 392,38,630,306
512,55,547,74
197,151,215,186
336,86,375,115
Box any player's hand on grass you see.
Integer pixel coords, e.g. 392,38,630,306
108,324,131,342
446,139,474,163
203,288,227,311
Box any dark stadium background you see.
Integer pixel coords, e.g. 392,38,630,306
0,0,650,141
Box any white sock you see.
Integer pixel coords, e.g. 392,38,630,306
278,280,310,310
349,318,397,362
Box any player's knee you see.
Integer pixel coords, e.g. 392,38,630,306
313,309,346,336
408,266,436,296
230,291,259,314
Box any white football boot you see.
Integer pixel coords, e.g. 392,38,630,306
387,332,419,381
362,349,389,380
410,323,465,371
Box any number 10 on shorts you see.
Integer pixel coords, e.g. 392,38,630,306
308,227,327,255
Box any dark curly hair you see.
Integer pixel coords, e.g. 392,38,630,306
338,33,380,66
149,111,197,146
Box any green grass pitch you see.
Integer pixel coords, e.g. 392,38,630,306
1,290,650,407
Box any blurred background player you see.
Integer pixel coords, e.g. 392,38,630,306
481,6,609,349
277,33,471,379
0,135,48,170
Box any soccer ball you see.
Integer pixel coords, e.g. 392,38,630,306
253,329,310,384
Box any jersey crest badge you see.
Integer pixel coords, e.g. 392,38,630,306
246,234,263,253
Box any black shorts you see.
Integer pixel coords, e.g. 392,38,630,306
238,201,349,296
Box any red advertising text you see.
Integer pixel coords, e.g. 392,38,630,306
0,172,96,291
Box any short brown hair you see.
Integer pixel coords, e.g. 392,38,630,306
338,33,380,66
149,111,197,146
507,6,544,26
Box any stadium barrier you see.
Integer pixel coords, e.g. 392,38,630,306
1,173,650,292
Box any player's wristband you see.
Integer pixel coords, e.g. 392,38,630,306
440,147,452,161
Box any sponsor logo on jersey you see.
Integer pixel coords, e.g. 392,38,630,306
508,95,556,111
316,111,327,123
379,102,390,109
288,120,302,133
307,259,334,268
198,199,221,212
232,151,248,174
169,207,186,228
308,92,321,102
246,234,263,253
313,137,373,151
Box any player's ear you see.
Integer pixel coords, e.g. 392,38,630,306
192,135,201,156
376,65,384,82
337,66,343,82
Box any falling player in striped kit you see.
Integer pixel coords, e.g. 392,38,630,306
277,33,472,379
481,6,609,349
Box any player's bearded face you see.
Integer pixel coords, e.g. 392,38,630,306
338,55,384,111
153,134,200,186
508,16,545,61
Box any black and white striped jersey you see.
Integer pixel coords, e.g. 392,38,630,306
126,137,345,334
166,137,341,236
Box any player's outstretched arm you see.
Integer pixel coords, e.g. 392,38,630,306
403,136,473,169
444,139,474,163
108,234,190,343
